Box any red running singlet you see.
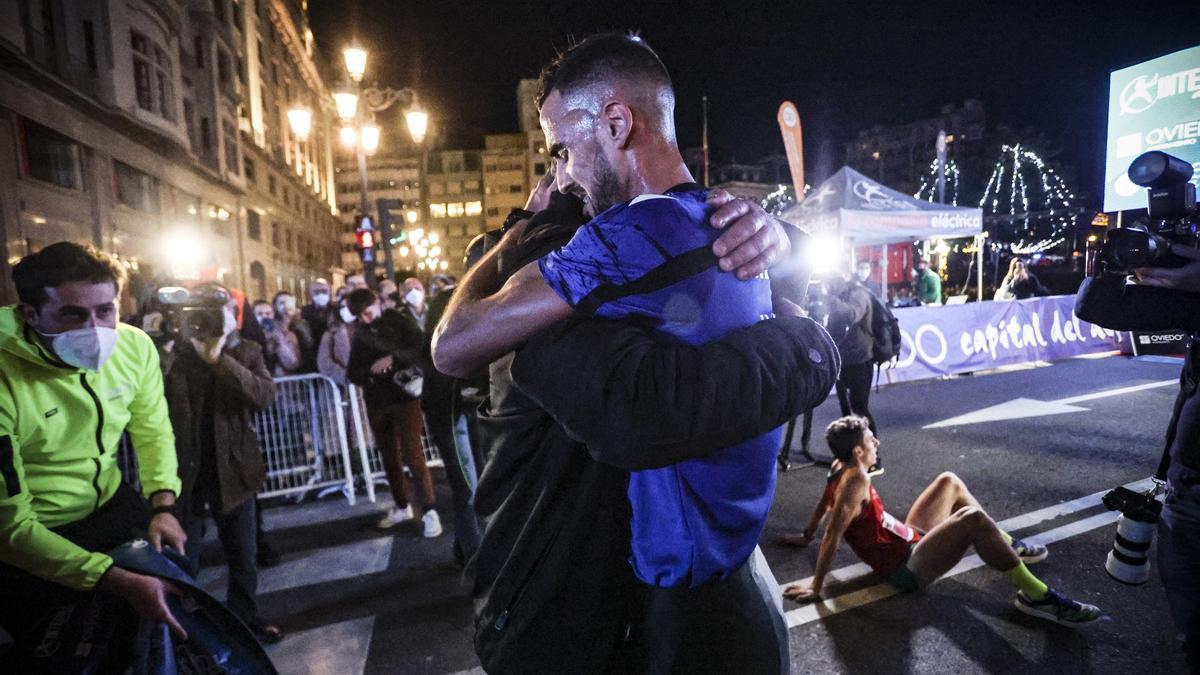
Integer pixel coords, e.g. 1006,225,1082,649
822,470,921,576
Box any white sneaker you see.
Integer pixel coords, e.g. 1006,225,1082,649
422,509,443,538
377,504,414,529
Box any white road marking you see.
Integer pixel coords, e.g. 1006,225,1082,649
924,379,1176,428
781,476,1158,628
267,616,375,675
199,535,394,595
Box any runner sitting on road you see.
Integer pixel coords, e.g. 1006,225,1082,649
782,415,1103,627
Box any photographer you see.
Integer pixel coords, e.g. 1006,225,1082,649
0,243,188,663
158,284,282,644
1077,262,1200,668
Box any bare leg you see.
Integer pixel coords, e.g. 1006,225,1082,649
905,472,983,533
905,506,1020,584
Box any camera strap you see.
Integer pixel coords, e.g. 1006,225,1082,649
1156,337,1200,482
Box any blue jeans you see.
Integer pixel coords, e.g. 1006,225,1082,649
1158,490,1200,670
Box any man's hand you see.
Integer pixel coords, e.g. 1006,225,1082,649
148,513,187,555
783,583,821,603
370,355,394,375
99,566,188,640
707,189,792,280
524,164,558,213
774,296,808,319
1134,260,1200,293
189,335,226,364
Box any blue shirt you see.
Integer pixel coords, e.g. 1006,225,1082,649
538,185,781,588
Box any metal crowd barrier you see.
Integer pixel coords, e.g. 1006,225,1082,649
256,374,357,504
117,374,443,506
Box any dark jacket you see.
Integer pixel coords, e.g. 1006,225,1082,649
161,335,274,516
470,200,839,673
1076,274,1200,495
827,280,874,365
346,308,424,407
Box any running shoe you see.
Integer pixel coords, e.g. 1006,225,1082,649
1011,538,1048,564
377,504,415,529
1013,589,1102,626
422,509,444,538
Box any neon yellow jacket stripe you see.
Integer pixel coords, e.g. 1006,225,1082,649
0,306,180,590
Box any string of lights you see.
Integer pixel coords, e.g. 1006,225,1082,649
914,158,961,205
978,144,1079,254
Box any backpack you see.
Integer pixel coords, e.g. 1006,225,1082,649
864,286,902,365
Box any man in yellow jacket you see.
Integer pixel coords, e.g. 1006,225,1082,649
0,242,188,657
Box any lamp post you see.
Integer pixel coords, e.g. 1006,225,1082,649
332,43,429,287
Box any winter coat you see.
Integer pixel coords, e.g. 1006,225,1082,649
317,321,354,386
0,306,179,590
161,336,273,516
827,281,874,365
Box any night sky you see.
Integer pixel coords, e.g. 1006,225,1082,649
308,0,1198,204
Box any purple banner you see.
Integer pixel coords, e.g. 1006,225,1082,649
886,295,1125,384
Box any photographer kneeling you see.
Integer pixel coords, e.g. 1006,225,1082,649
0,243,187,666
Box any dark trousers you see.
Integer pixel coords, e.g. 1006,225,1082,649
0,482,149,666
184,495,260,625
630,558,789,674
836,361,878,435
424,392,483,560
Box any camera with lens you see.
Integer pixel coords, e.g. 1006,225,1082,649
152,285,230,340
1100,151,1200,273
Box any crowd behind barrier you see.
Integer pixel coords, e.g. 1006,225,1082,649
118,373,444,505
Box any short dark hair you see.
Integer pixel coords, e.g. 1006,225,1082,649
536,32,672,108
346,288,378,317
825,416,871,462
12,242,125,309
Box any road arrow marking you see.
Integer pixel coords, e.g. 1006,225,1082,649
923,379,1177,429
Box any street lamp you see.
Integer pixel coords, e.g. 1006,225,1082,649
337,42,429,287
286,106,312,141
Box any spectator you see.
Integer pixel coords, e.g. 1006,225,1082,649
378,279,399,311
0,243,187,660
273,292,315,373
301,278,335,351
995,258,1049,300
346,289,442,537
914,258,942,305
253,300,300,376
782,416,1102,627
826,269,882,472
345,274,367,293
317,308,355,386
400,277,427,330
159,284,282,644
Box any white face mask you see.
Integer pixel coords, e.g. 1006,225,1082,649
405,288,425,307
222,308,238,336
312,293,330,307
339,306,356,323
41,326,119,371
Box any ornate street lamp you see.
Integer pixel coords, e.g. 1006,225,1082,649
286,106,312,141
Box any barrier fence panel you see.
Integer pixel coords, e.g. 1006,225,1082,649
116,377,441,507
256,374,356,504
346,384,443,504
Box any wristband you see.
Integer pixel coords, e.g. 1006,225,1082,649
152,504,178,517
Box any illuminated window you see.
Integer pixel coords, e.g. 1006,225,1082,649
430,203,447,218
447,202,465,217
465,201,482,216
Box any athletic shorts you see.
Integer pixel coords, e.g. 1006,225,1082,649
883,542,922,593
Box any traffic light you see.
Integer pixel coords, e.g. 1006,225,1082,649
355,214,376,263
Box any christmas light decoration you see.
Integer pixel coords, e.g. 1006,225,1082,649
760,183,810,217
915,159,961,205
978,144,1079,254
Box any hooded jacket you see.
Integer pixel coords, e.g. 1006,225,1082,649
0,306,180,590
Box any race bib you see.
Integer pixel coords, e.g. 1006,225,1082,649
880,510,916,542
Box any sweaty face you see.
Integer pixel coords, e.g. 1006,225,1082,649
23,281,119,335
541,90,627,215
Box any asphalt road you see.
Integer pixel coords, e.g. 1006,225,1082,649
225,353,1189,674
